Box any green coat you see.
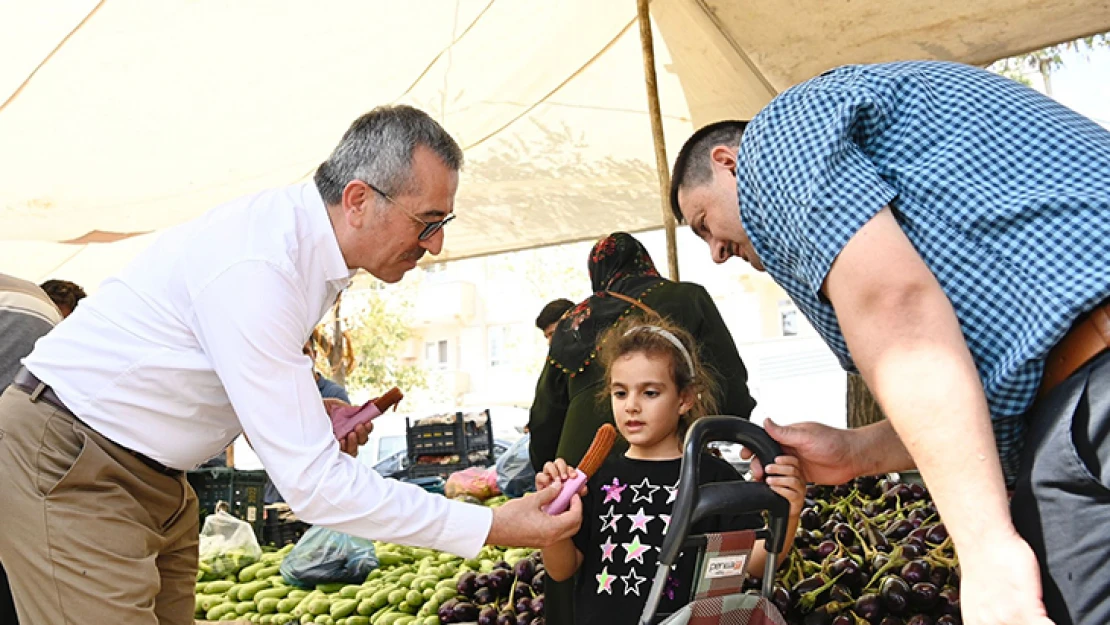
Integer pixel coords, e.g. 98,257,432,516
528,280,756,470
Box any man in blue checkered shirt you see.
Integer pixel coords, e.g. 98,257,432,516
671,61,1110,625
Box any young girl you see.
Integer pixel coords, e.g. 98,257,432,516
536,317,806,625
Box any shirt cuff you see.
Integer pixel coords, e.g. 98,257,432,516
434,499,494,559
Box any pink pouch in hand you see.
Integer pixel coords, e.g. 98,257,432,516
329,387,404,440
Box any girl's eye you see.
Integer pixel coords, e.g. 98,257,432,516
612,390,626,399
644,390,659,398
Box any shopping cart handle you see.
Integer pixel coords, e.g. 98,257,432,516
657,417,789,568
693,481,789,534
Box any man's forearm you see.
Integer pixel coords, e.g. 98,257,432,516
864,348,1012,556
845,291,1013,560
826,207,1015,562
851,420,915,476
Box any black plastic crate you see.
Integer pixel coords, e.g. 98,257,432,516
406,410,493,460
186,467,267,540
262,520,311,547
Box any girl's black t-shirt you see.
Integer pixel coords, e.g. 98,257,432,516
571,453,761,625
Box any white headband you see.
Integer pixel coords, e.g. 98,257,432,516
624,325,695,378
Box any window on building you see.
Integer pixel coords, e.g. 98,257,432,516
489,326,506,368
424,339,449,370
489,324,529,369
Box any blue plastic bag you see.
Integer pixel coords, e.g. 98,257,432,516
495,434,536,498
279,526,378,587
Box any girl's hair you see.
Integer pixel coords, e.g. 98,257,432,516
597,314,720,436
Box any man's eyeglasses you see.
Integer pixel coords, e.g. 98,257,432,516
363,181,455,241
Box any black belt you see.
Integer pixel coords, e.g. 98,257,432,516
12,368,183,477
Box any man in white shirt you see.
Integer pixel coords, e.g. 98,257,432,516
0,105,582,625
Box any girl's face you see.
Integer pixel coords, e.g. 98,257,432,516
609,351,694,459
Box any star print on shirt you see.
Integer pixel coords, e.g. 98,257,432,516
596,566,616,594
621,567,647,596
599,506,622,533
664,482,678,504
659,513,671,534
627,507,654,533
631,477,660,504
600,478,627,504
599,536,617,562
623,535,651,564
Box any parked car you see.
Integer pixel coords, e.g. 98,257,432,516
372,439,513,479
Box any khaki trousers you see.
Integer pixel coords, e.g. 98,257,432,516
0,385,198,624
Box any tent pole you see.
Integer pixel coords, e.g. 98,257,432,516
636,0,680,281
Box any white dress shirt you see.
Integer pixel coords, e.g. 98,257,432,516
25,183,492,557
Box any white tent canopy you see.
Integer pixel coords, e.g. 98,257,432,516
3,0,1108,286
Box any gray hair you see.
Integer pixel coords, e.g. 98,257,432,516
314,105,464,206
669,120,747,223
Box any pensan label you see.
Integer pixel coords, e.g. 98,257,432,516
704,555,748,579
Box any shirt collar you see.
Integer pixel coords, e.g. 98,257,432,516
303,183,358,287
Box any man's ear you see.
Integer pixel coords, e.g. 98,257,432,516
340,180,371,227
709,145,738,172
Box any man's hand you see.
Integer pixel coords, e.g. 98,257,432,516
323,398,372,457
745,418,915,485
745,418,862,485
959,531,1055,625
339,422,372,457
485,483,582,548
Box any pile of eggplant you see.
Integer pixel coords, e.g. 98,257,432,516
764,475,961,625
437,553,545,625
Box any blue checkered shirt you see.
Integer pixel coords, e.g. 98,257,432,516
736,61,1110,484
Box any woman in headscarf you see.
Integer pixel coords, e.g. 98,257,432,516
528,233,757,625
528,231,757,472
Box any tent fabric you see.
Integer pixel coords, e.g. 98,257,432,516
2,0,1108,287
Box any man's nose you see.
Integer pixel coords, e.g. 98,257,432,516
421,228,445,255
712,239,729,264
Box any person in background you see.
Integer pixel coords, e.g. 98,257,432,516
528,232,757,625
669,61,1110,625
0,105,581,625
38,279,86,318
0,273,63,625
305,328,351,405
529,232,756,471
536,298,575,344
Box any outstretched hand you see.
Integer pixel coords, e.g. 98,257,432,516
745,418,860,486
486,482,583,548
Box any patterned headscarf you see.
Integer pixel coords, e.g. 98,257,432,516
548,233,666,375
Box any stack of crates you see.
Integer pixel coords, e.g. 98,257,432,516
406,410,493,478
261,506,311,547
186,467,267,541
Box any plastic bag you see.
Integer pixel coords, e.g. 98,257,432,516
444,466,500,501
198,506,263,578
279,526,379,587
495,434,536,498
